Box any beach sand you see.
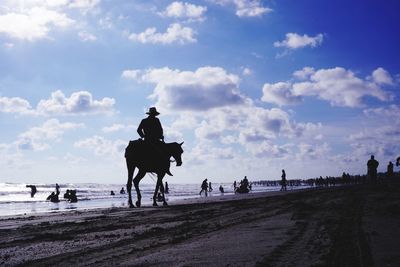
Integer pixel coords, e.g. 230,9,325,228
0,184,399,266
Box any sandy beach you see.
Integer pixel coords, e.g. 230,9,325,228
0,184,399,267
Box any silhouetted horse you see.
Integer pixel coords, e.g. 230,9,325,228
125,139,183,208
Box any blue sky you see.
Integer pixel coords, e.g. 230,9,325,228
0,0,399,184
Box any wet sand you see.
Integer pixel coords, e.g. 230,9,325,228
0,184,399,266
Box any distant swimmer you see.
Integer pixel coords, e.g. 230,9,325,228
120,187,126,194
26,185,37,198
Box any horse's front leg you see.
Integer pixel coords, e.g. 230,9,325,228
126,159,135,208
159,176,168,206
133,170,145,207
153,177,161,207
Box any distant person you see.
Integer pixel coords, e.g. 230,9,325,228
367,155,379,184
280,169,287,191
46,192,59,203
165,181,169,194
26,185,37,198
387,161,394,178
157,192,163,202
199,179,208,196
242,176,249,189
208,182,213,192
110,190,115,195
69,190,78,203
219,185,224,193
233,181,237,192
55,183,60,195
64,189,71,200
120,187,125,194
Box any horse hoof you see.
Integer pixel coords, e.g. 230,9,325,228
153,202,158,207
129,203,135,208
163,202,168,206
136,201,141,207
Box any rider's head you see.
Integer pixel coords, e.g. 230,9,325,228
146,107,160,117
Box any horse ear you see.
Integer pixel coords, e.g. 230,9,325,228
179,141,184,146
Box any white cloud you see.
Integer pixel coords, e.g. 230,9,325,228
128,23,197,45
274,33,324,49
161,2,207,21
0,96,33,114
36,90,115,115
242,67,252,76
296,142,330,160
122,66,246,111
0,7,74,41
261,67,393,107
78,31,97,41
17,119,83,151
74,135,126,157
211,0,272,17
371,67,394,85
102,124,135,133
68,0,100,10
261,82,302,106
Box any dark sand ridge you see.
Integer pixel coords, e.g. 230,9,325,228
0,184,399,266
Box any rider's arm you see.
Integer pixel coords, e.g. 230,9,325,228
137,120,145,138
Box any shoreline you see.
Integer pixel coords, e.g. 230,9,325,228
1,184,399,266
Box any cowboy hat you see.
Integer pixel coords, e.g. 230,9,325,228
146,107,160,115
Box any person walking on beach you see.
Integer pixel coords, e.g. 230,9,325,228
26,185,37,198
55,183,60,195
387,161,394,178
199,179,208,196
233,180,237,192
367,155,379,184
165,181,169,194
280,169,287,191
219,185,224,193
208,181,213,192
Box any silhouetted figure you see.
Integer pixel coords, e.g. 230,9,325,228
165,181,169,194
219,185,224,193
64,189,71,199
209,182,213,192
387,161,394,178
26,185,37,198
137,107,164,143
280,169,287,191
69,190,78,203
367,155,379,184
46,192,59,203
199,179,208,196
233,181,237,191
111,190,115,195
236,176,250,193
157,192,164,202
55,183,60,195
125,139,184,208
120,187,125,194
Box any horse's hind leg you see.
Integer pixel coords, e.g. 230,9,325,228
126,159,135,208
160,179,168,206
152,178,161,207
133,170,145,207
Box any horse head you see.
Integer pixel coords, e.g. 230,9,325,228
170,141,184,166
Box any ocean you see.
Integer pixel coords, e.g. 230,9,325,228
0,182,300,217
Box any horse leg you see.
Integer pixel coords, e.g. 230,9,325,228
158,174,168,206
126,159,135,208
152,178,161,207
133,170,145,207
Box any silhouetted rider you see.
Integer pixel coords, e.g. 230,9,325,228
137,107,164,143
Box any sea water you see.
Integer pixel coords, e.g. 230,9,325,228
0,182,299,217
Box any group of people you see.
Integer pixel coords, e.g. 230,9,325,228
44,184,78,203
235,176,251,193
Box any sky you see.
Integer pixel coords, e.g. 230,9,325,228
0,0,399,184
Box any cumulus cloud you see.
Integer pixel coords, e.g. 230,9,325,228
101,124,135,133
210,0,272,17
74,135,126,157
160,2,207,21
16,119,83,151
36,90,115,115
0,96,33,114
370,67,394,85
261,82,302,106
0,7,74,41
261,67,393,107
122,66,246,111
128,23,197,45
274,33,324,50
